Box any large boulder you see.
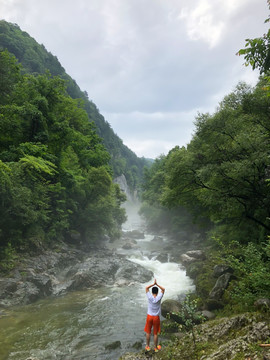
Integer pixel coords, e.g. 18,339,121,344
65,256,153,292
161,299,183,323
180,254,198,265
26,271,53,297
115,260,153,283
209,273,233,300
180,250,206,266
0,271,53,307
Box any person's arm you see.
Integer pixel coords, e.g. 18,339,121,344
155,280,165,293
145,279,156,293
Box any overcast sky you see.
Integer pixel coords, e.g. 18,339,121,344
1,0,269,158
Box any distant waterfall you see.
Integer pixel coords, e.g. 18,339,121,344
113,174,134,201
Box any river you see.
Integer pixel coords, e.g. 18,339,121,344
0,202,195,360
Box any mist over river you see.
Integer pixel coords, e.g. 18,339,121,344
0,202,194,360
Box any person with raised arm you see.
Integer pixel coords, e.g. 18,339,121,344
144,278,165,352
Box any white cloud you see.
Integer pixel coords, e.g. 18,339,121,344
179,0,225,47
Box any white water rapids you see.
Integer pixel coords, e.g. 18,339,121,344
0,202,194,360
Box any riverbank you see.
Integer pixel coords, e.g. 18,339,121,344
120,312,270,360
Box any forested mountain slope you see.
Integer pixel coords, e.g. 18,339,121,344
0,46,131,258
0,20,150,189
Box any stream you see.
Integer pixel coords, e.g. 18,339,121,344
0,202,195,360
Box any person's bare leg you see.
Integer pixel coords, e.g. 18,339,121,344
146,333,150,347
154,334,158,348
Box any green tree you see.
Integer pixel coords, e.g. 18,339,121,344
0,50,21,105
237,1,270,75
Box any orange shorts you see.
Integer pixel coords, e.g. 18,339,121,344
144,314,161,335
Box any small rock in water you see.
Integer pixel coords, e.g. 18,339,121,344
155,253,169,263
122,243,133,250
105,340,121,350
132,340,143,349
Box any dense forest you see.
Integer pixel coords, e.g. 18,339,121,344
140,16,270,311
0,48,130,261
0,20,151,190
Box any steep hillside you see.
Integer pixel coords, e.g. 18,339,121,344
0,20,150,189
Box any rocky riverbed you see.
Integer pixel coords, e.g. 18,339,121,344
0,223,198,360
0,241,153,309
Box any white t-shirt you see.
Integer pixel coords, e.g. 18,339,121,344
146,291,164,316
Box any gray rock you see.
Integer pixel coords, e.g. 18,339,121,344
122,243,133,250
180,254,197,265
155,253,169,263
209,273,233,300
16,281,41,305
115,260,153,283
254,298,270,311
0,279,18,299
132,340,143,350
201,310,216,320
64,256,153,292
27,273,53,297
186,250,206,260
161,299,183,323
66,271,96,291
213,264,234,278
105,340,121,350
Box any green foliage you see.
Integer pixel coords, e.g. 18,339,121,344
155,82,270,242
0,242,18,272
173,295,205,333
0,49,22,105
224,242,270,310
0,50,127,256
237,3,270,75
166,294,206,357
